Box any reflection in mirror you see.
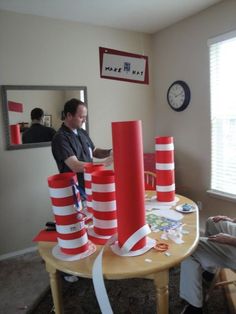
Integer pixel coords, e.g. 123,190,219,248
1,85,88,150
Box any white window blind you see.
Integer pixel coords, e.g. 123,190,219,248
209,32,236,197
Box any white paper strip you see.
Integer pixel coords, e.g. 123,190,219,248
52,205,77,216
92,235,117,314
86,201,93,208
111,237,156,257
156,184,175,192
120,224,151,254
84,173,92,181
92,183,115,193
155,163,175,170
56,222,84,234
49,186,76,198
93,200,116,211
85,188,92,195
93,218,117,229
58,233,88,248
155,143,174,151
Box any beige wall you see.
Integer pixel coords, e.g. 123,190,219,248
8,90,65,130
2,1,236,255
152,0,236,228
0,11,155,255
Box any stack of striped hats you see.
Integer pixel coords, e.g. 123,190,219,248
87,170,117,245
155,136,175,202
47,172,96,260
84,163,104,214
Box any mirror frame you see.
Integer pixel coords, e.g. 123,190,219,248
1,85,88,150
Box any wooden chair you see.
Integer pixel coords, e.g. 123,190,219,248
205,268,236,313
144,171,156,191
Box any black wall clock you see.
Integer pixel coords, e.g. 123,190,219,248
167,80,191,112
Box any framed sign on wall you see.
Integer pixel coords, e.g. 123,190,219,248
99,47,149,85
44,115,52,127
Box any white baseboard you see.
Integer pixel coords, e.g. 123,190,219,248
0,246,37,261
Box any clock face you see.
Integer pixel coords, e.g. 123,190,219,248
167,81,190,112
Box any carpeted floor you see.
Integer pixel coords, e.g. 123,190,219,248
32,267,230,314
0,251,49,314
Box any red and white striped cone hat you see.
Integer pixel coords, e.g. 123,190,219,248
84,163,104,215
155,136,175,202
87,170,117,245
47,172,96,260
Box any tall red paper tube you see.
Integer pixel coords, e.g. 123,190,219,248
112,120,146,251
155,136,175,202
10,124,21,145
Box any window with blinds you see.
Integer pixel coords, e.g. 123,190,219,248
208,30,236,199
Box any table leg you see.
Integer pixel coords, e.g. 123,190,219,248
153,270,169,314
46,262,63,314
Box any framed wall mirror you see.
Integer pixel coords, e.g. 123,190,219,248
1,85,88,150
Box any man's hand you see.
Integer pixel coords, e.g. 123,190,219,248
103,154,113,167
208,233,236,246
93,148,112,159
211,215,234,223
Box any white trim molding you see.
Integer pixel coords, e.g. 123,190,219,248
0,246,37,261
207,189,236,203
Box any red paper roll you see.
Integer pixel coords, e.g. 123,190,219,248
156,191,175,202
155,151,174,163
156,170,175,185
94,226,117,236
91,192,116,202
57,228,86,240
10,124,21,145
48,172,77,188
54,213,78,225
50,194,79,207
61,243,89,255
93,211,117,220
48,172,81,207
112,121,146,251
155,136,175,202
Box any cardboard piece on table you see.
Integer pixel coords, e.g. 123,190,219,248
33,230,57,242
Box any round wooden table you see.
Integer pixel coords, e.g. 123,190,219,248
38,193,199,314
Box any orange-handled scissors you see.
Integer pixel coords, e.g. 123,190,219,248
153,242,169,252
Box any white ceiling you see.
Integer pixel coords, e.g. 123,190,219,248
0,0,223,34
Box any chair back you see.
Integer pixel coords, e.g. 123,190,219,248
144,171,156,191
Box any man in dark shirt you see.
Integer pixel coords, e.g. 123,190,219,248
51,98,112,189
22,108,56,143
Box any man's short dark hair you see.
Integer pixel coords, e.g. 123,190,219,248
31,108,44,120
63,98,86,118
